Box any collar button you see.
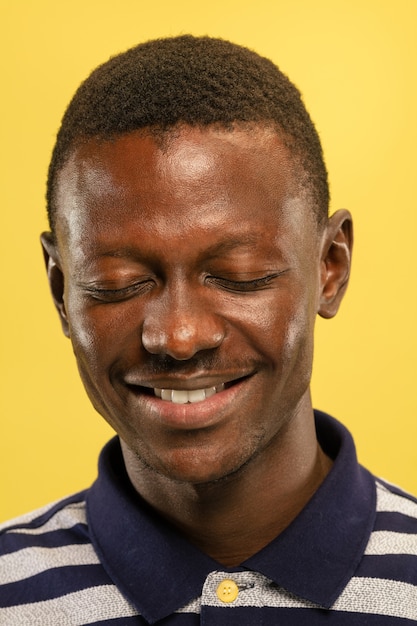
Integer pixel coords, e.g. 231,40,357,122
216,579,239,603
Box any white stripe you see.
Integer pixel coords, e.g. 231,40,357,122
376,482,417,518
176,597,202,613
0,497,77,532
2,570,416,621
333,576,417,619
9,503,87,536
0,543,100,584
200,571,318,609
0,584,139,625
199,571,417,618
365,530,417,556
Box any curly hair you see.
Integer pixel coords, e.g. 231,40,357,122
47,35,329,231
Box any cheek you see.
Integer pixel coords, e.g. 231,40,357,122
65,292,129,375
64,296,134,418
271,315,315,381
284,313,315,370
230,289,315,366
68,315,96,359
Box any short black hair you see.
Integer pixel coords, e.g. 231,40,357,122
47,35,329,232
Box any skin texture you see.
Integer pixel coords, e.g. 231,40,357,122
42,125,352,565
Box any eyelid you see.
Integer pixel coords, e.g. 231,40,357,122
80,278,154,302
206,272,284,292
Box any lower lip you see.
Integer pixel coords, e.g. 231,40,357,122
127,379,248,431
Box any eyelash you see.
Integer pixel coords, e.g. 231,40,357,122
84,281,153,302
207,274,279,292
83,273,280,302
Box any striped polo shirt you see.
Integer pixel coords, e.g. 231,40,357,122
1,411,417,624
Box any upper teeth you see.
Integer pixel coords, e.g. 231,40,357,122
154,384,225,404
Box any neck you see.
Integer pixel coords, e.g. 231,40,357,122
122,408,332,567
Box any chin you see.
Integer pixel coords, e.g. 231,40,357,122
132,440,252,486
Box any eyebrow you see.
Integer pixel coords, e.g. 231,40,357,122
201,234,262,258
95,233,263,260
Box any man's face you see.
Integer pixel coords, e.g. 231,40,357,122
50,126,326,484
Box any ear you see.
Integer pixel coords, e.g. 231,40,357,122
318,209,353,319
40,232,70,337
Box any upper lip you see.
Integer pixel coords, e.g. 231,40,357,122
123,372,252,391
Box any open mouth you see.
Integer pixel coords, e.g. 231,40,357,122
153,384,225,404
126,376,250,405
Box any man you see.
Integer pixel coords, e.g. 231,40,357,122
1,35,416,624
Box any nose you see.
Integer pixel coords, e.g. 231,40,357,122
141,285,225,360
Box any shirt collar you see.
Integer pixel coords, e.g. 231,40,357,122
87,411,376,622
244,411,376,607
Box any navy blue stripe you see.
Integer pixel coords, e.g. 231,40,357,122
0,564,111,607
142,615,200,625
374,511,417,534
94,616,200,625
355,553,417,585
200,606,413,624
0,524,90,555
92,619,145,625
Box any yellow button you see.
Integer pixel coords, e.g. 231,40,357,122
216,579,239,603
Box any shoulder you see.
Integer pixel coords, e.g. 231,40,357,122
0,491,88,541
357,478,417,586
0,493,140,623
370,478,417,550
0,491,100,586
374,477,417,525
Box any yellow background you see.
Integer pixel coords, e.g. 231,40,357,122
1,0,416,522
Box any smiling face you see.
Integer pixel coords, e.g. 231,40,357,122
43,125,346,485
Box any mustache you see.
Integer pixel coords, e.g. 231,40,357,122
135,351,259,377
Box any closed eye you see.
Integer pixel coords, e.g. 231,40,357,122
81,280,154,302
206,272,285,293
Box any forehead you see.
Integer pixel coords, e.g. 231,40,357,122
54,125,316,253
